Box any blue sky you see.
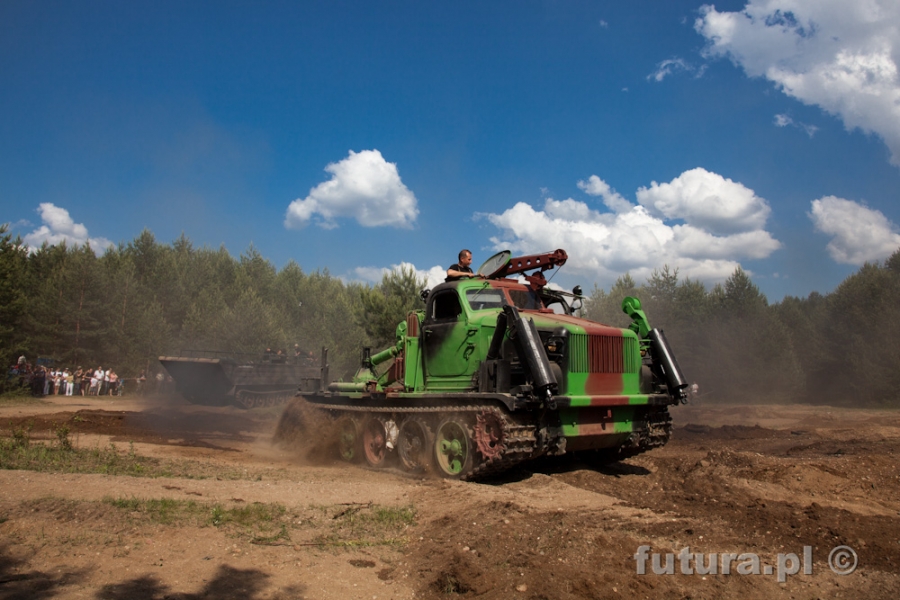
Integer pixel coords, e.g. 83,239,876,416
3,0,900,300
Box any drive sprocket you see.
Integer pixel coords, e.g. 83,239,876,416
474,409,506,461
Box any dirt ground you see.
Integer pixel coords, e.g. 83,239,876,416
1,394,898,600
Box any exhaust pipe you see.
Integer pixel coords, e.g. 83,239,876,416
648,328,688,403
505,305,558,408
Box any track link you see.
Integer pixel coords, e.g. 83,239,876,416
465,409,536,481
606,407,672,462
234,389,297,409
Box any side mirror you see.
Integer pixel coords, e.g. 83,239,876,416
571,297,584,314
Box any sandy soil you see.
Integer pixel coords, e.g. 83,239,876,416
1,394,898,599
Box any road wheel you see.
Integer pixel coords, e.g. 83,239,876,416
336,415,362,463
362,416,389,467
397,416,434,473
434,416,474,479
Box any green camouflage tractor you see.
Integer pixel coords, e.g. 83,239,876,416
278,249,687,480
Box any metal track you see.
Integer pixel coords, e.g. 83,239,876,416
301,398,539,480
464,407,536,481
298,396,673,480
605,407,672,462
234,389,297,409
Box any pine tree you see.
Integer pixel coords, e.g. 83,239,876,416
357,265,426,347
0,224,28,366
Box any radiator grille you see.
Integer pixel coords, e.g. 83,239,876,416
568,333,638,373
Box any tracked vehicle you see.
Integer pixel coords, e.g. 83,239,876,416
283,249,688,480
160,351,320,409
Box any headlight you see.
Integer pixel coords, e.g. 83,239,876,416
545,337,565,353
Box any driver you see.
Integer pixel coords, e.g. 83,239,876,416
446,249,485,281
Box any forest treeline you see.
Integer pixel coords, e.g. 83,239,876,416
583,253,900,407
0,226,423,383
3,224,899,406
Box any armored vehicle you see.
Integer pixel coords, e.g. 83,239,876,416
159,351,321,409
280,249,687,480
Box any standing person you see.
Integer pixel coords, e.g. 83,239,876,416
74,367,84,396
137,370,147,396
108,370,118,396
32,367,45,397
91,367,102,396
446,249,484,282
65,369,74,396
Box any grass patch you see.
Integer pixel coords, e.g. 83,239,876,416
310,503,417,548
0,428,287,480
0,429,161,476
103,496,206,525
311,535,408,548
13,496,418,550
214,501,287,527
102,497,292,541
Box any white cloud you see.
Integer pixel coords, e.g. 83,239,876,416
635,167,772,234
353,262,447,290
285,149,418,229
481,169,781,285
647,58,693,82
809,196,900,265
23,203,113,254
696,0,900,165
577,175,633,213
774,113,819,136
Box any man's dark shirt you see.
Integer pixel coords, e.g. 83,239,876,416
446,263,473,282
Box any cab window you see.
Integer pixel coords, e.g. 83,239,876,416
465,289,506,311
431,291,462,320
507,289,543,310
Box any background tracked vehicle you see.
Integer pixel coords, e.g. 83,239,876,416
160,351,321,409
278,249,688,480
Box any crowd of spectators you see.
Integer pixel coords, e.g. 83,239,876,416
7,355,148,398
